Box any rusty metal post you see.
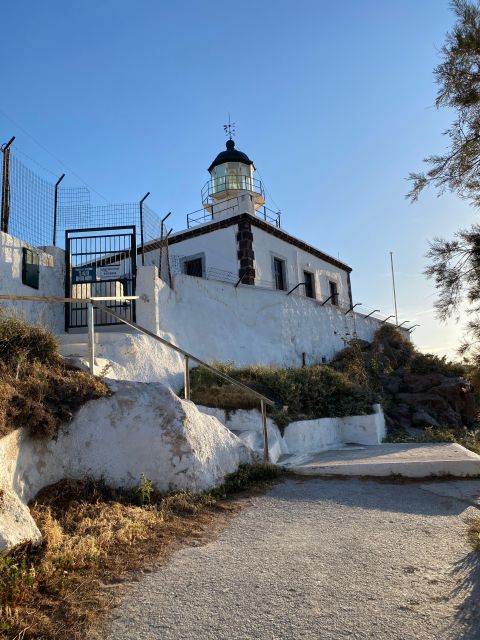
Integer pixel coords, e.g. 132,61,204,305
1,136,15,234
165,227,173,288
53,173,65,246
139,192,150,267
184,355,191,400
261,399,269,463
158,211,171,278
87,301,95,375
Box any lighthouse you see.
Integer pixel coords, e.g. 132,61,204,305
202,139,265,219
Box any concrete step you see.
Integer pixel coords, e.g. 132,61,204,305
279,443,480,478
57,331,133,358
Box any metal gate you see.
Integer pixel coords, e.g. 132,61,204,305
65,226,137,330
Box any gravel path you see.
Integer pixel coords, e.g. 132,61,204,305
107,478,480,639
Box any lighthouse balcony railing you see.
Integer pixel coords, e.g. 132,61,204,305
201,175,264,203
187,197,281,229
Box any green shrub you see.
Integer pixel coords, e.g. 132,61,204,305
409,352,466,377
190,363,377,429
210,463,283,498
416,426,480,454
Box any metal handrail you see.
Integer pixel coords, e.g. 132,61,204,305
87,300,274,461
201,176,264,203
0,293,274,461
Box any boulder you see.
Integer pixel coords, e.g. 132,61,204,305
0,380,255,556
379,374,402,394
0,488,42,557
395,392,463,428
412,409,440,428
430,378,477,423
402,373,447,393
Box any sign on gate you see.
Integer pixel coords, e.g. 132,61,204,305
72,265,97,283
97,264,122,280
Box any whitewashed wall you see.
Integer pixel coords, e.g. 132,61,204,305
136,268,407,368
0,231,65,333
143,209,350,301
251,226,351,305
144,226,238,277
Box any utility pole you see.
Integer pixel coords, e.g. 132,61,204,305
390,251,398,326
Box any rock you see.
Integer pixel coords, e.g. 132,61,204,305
430,378,477,423
412,409,440,428
0,487,42,557
0,381,255,507
378,375,402,394
394,392,464,428
0,381,255,556
402,373,447,393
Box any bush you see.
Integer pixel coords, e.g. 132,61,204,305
0,315,109,439
190,363,377,429
0,314,59,370
416,425,480,454
409,352,466,377
210,463,283,498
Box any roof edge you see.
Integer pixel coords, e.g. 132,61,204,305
144,213,352,273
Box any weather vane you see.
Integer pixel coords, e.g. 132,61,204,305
223,115,236,140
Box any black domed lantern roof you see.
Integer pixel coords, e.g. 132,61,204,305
208,139,254,173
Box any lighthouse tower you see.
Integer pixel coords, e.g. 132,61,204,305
201,138,265,221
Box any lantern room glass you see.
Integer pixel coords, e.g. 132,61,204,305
210,162,254,195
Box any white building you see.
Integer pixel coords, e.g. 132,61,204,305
0,137,407,372
143,138,352,310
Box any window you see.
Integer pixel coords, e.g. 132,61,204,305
22,248,40,289
183,257,203,277
273,257,286,290
303,271,315,298
329,280,339,306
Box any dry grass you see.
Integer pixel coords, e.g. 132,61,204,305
467,515,480,551
0,315,109,439
0,465,282,640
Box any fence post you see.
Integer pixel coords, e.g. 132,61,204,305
87,302,95,375
53,173,65,246
184,355,190,400
261,399,269,463
1,136,15,234
158,211,171,278
139,192,150,267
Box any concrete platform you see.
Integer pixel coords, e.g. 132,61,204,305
279,442,480,478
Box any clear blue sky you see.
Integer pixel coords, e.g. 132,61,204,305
1,0,473,357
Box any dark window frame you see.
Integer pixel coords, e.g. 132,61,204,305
303,270,315,299
273,256,286,291
329,280,339,306
181,253,205,278
22,248,40,290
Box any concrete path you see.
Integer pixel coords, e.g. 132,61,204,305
280,443,480,477
107,478,480,640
